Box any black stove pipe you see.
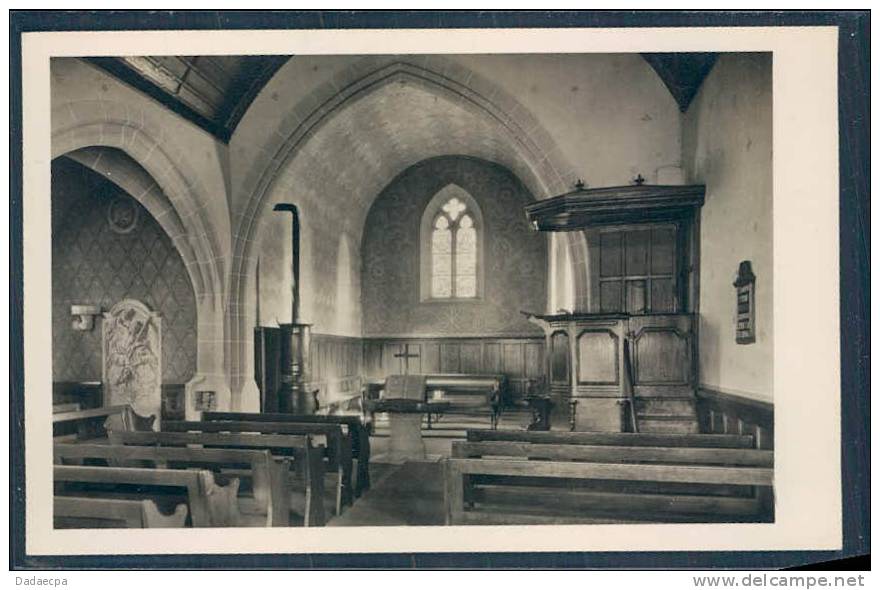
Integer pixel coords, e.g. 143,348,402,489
273,203,314,414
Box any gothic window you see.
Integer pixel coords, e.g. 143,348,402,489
421,186,483,301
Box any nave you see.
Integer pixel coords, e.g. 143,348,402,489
49,51,775,529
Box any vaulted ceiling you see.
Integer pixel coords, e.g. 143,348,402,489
87,53,717,143
86,55,290,142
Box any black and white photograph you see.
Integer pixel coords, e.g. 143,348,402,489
9,10,867,570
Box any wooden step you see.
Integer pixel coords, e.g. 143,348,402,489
637,415,700,434
635,398,696,415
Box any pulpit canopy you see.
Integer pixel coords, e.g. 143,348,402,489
524,184,705,231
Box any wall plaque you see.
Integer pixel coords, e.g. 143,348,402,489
734,261,756,344
107,196,140,234
102,299,162,421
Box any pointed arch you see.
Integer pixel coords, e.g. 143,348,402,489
227,56,575,402
419,184,485,301
52,98,231,414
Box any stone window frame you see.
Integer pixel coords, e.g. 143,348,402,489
419,184,485,302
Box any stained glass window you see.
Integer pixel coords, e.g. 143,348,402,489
430,198,479,299
431,216,452,298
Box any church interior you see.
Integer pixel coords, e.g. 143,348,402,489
50,51,775,528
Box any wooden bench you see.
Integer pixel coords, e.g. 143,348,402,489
55,442,298,527
53,402,81,414
424,374,506,429
368,374,507,430
203,411,371,496
54,496,188,529
107,430,326,526
53,464,238,527
444,455,773,525
53,404,155,441
444,431,774,524
164,420,353,515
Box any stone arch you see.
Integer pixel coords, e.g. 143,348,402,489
63,147,198,291
228,56,579,404
52,101,230,415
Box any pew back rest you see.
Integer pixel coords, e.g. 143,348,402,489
451,441,774,467
53,404,152,441
203,412,366,450
108,430,313,465
54,496,188,529
106,430,325,526
446,457,773,486
53,464,225,527
202,412,372,498
466,429,757,449
54,442,282,510
163,420,347,467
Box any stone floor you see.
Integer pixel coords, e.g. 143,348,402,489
368,407,533,463
329,461,445,527
327,408,537,525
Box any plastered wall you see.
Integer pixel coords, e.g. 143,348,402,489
683,53,773,401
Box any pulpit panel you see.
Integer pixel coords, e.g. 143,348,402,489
629,314,695,397
633,330,690,384
548,330,570,386
576,330,619,385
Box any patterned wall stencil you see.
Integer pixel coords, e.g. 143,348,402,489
51,157,197,385
361,156,547,336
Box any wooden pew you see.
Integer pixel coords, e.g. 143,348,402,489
54,496,188,529
53,402,81,414
464,429,770,500
164,420,353,515
443,453,774,525
53,464,238,527
52,405,156,440
55,442,294,527
107,430,326,526
203,411,372,497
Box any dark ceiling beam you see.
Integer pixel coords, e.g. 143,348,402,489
85,57,230,141
84,56,292,143
641,53,719,113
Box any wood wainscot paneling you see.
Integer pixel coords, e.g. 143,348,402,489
362,336,545,405
696,388,774,450
52,381,104,439
53,381,103,409
255,330,363,412
306,334,364,409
